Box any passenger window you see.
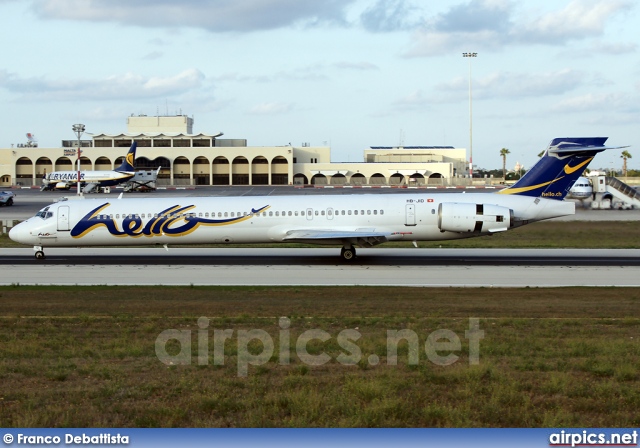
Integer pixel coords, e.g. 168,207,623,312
367,210,371,215
348,210,352,215
224,212,228,217
295,211,298,216
315,210,319,216
373,210,377,215
321,210,325,216
354,210,358,215
380,210,384,215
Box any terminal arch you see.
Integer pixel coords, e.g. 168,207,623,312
390,173,404,185
409,173,425,186
193,156,210,185
271,156,289,185
330,173,347,185
15,157,33,186
370,173,386,185
95,156,112,170
428,173,444,185
79,156,92,170
173,156,190,185
252,156,269,185
212,156,230,185
350,173,366,185
293,174,308,185
232,156,249,185
55,157,73,170
0,174,11,187
35,157,53,177
311,174,327,185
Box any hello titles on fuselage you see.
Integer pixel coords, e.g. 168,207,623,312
70,203,270,238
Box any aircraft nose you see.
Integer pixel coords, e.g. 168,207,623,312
9,221,31,245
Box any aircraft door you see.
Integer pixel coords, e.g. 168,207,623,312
57,205,70,231
327,208,334,220
306,208,313,221
405,204,416,226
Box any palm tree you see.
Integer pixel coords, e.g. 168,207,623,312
500,148,510,179
621,150,632,177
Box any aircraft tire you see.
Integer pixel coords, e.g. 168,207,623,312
6,198,13,206
341,246,356,261
35,251,45,260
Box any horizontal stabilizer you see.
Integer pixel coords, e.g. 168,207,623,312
546,138,628,157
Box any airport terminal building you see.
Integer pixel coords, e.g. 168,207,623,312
0,115,468,188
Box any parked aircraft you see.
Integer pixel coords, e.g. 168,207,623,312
11,137,622,260
41,143,137,193
567,177,593,200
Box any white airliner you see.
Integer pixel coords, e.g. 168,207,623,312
11,137,622,260
41,143,137,193
567,176,593,200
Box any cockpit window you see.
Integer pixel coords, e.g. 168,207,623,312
35,207,53,220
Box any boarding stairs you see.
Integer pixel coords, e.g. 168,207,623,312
592,176,640,209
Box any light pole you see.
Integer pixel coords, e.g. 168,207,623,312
462,52,477,178
72,124,85,195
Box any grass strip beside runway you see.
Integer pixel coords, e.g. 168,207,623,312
0,286,638,427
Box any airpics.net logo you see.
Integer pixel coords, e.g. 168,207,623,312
155,317,484,377
549,430,638,447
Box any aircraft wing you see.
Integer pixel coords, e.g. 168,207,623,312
282,229,409,247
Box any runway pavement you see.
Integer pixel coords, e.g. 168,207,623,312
2,248,640,287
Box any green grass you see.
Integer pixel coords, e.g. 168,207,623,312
0,286,638,427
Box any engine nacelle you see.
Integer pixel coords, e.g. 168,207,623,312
438,202,512,233
55,182,70,190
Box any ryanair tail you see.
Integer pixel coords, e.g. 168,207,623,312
115,142,137,173
499,137,625,200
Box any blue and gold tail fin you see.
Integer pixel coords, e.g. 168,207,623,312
115,142,137,173
499,137,623,200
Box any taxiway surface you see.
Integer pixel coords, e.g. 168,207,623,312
2,248,639,287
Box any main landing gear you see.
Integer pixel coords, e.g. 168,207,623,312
340,245,356,261
34,246,45,260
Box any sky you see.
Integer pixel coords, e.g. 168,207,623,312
0,0,638,172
